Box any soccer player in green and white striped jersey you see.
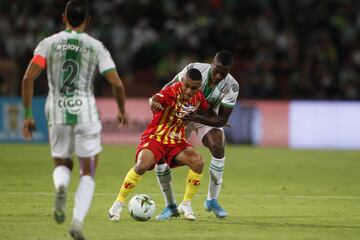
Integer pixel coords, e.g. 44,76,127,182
151,51,239,220
21,1,128,239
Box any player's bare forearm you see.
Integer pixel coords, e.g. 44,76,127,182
105,70,128,125
112,84,126,114
183,105,233,127
22,62,42,109
112,83,128,125
183,112,227,127
105,71,126,113
21,62,42,140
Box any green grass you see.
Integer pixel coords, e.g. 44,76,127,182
0,144,359,240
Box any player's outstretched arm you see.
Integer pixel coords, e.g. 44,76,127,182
148,95,164,112
148,75,179,112
104,70,128,126
21,62,43,140
182,105,233,128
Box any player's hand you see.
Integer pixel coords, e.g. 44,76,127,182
22,118,36,140
182,112,197,124
149,98,164,112
117,112,129,127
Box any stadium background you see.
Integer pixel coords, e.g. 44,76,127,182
1,0,360,148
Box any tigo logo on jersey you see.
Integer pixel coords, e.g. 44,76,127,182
57,96,85,114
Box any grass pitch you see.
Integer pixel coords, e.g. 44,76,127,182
0,144,359,240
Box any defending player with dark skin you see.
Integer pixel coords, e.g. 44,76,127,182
150,54,234,160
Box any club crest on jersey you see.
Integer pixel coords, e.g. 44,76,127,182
175,102,196,118
57,96,85,114
56,44,88,54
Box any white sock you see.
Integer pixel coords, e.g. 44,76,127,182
207,156,225,200
73,175,95,223
155,164,176,206
52,165,71,191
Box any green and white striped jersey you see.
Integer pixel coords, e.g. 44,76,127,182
34,29,116,125
176,62,239,114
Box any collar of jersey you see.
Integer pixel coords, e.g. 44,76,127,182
64,28,84,34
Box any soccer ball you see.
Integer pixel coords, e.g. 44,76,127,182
128,194,156,221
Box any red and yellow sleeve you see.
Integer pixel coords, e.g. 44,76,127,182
157,86,175,106
31,54,46,69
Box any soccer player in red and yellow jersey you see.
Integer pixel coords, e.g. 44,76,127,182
108,68,210,221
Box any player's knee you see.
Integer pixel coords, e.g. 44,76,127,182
209,142,224,158
54,158,73,171
191,154,204,173
134,160,153,175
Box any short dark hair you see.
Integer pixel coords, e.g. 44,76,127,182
215,50,233,67
186,68,202,81
65,0,89,28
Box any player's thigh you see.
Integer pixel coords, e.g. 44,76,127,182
48,124,74,159
78,155,98,176
201,126,225,148
174,146,202,167
136,139,165,171
74,121,102,158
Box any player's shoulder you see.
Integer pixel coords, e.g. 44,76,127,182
78,33,105,49
167,81,181,92
226,73,238,85
224,74,239,93
158,82,180,102
191,62,211,70
165,82,181,96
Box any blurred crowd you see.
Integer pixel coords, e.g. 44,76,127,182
1,0,360,99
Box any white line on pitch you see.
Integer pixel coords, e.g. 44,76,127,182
2,192,360,199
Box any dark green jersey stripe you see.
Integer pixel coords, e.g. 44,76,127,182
203,68,214,98
63,38,80,125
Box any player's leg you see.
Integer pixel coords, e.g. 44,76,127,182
53,158,73,224
49,124,74,224
69,122,101,240
155,124,195,220
109,146,157,222
201,128,228,218
154,161,179,221
69,155,98,240
174,146,204,220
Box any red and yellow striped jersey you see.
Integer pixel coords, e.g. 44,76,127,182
141,82,209,144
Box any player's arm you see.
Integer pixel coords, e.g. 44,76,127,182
104,70,128,126
148,94,164,112
183,105,233,128
21,59,44,140
189,80,239,127
148,86,175,112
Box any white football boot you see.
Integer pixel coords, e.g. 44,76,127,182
69,219,85,240
108,201,124,222
53,185,67,224
178,201,196,221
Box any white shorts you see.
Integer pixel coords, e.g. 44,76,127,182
185,122,224,141
48,122,102,159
